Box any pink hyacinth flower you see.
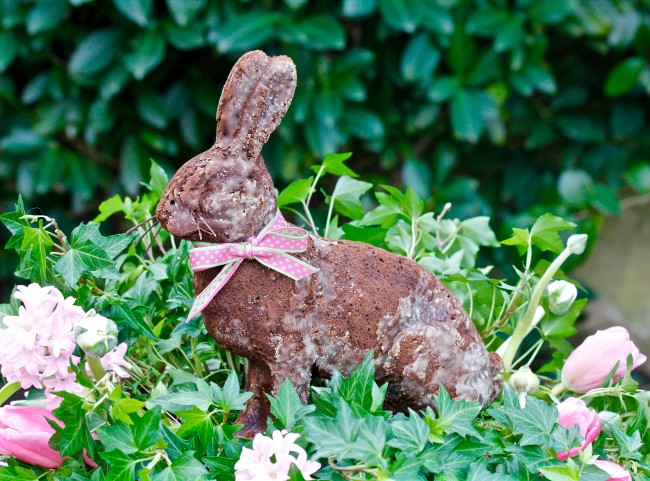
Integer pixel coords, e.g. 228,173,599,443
234,430,320,481
593,460,632,481
561,326,647,393
556,397,601,460
0,405,65,469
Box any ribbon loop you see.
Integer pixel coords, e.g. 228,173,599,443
186,211,318,321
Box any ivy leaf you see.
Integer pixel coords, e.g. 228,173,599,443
211,371,253,411
113,0,153,26
277,178,314,208
147,388,213,413
428,385,481,439
151,452,209,481
330,176,372,220
52,392,94,457
530,214,576,254
388,409,430,454
608,424,643,459
303,400,362,460
176,407,214,445
488,386,557,446
331,352,382,412
132,407,162,450
101,450,139,481
97,422,138,455
267,379,315,429
350,415,387,469
111,302,158,341
310,152,357,178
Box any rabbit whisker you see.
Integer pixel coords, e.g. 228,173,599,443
198,214,217,238
135,219,159,246
192,214,203,241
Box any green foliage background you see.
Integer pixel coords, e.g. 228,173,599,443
2,0,650,288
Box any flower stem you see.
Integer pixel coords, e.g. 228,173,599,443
501,246,573,371
87,355,107,381
0,381,21,406
550,382,566,398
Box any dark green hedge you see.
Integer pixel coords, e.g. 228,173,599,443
1,0,650,271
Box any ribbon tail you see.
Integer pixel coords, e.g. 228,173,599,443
186,260,242,322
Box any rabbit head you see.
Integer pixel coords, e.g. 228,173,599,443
156,51,297,243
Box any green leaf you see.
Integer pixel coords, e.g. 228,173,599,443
113,0,153,26
332,352,378,411
69,29,121,79
530,213,576,253
528,0,573,24
311,152,357,178
488,387,557,446
101,451,138,481
125,30,166,80
378,0,418,33
97,422,138,455
342,0,376,18
293,15,346,50
388,409,430,454
111,303,158,341
176,406,214,444
351,415,387,469
605,57,644,97
211,372,252,412
148,160,169,198
625,162,650,193
26,0,69,34
267,379,315,429
401,32,440,83
55,249,87,286
277,178,314,208
450,90,484,143
429,385,481,438
330,176,372,220
0,31,18,72
539,464,579,481
151,452,209,481
166,0,206,27
214,12,279,53
303,400,363,460
132,407,162,450
52,393,95,457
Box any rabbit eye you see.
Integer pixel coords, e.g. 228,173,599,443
170,200,175,206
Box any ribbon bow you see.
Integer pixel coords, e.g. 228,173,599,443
187,211,318,321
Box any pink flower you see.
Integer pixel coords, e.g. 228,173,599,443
562,326,647,393
85,343,132,378
593,460,632,481
0,284,84,391
556,397,601,460
0,405,65,469
235,431,320,481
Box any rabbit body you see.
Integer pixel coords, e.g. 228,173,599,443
156,50,501,436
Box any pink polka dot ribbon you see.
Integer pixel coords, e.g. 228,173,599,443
186,211,318,321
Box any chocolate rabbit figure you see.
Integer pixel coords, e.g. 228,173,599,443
156,50,502,437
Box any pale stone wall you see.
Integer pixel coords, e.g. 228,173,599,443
574,204,650,377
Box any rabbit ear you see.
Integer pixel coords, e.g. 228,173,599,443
215,50,297,161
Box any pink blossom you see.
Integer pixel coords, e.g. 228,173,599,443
562,326,647,393
235,431,320,481
0,284,84,390
0,405,65,469
86,343,132,378
556,397,601,460
593,460,632,481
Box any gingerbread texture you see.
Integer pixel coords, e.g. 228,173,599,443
156,50,502,436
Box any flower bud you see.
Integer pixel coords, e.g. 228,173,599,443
562,326,647,393
508,365,540,394
74,315,118,357
547,280,578,315
567,234,588,255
